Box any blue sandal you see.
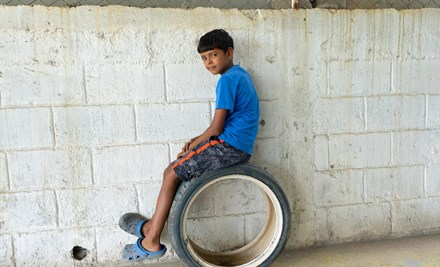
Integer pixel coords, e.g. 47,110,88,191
122,238,167,262
118,213,148,238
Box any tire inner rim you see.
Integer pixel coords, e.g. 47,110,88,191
182,174,284,266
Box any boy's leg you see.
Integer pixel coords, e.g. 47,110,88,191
138,139,249,252
141,164,181,252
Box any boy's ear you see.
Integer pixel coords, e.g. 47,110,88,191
227,47,234,59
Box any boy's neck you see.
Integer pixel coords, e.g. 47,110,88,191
221,62,234,75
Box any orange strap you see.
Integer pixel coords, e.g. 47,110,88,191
173,139,224,169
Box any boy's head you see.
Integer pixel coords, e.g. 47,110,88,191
198,29,235,75
197,29,234,53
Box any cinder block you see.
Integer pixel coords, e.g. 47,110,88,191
165,63,217,102
327,60,392,97
371,11,400,59
393,130,440,166
367,96,425,131
365,166,424,202
392,198,440,234
53,106,135,146
0,65,85,106
394,59,440,94
426,164,440,197
137,103,210,142
398,11,423,60
93,144,168,185
0,153,7,192
77,29,150,65
420,10,440,59
329,133,391,169
0,108,53,150
214,179,266,217
0,235,13,266
58,186,137,227
252,138,284,172
326,203,391,241
314,169,363,207
428,95,440,128
137,183,162,219
13,228,95,267
244,212,266,244
314,135,329,171
148,29,200,64
259,100,282,138
250,62,286,101
86,64,165,104
249,29,277,64
186,216,245,252
327,11,399,60
0,191,57,233
9,148,92,191
184,183,216,219
313,97,364,134
0,30,34,66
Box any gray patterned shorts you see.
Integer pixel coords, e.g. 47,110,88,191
172,137,251,181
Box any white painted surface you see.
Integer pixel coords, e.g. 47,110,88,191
0,6,439,266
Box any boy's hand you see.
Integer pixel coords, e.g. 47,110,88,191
177,137,196,159
182,138,196,153
177,151,189,159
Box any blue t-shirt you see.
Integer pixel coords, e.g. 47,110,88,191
216,65,259,155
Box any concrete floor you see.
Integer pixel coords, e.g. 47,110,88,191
157,234,440,266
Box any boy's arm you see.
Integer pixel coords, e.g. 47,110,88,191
178,108,228,158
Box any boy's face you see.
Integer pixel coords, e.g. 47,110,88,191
200,48,234,75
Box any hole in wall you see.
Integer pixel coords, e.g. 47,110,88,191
71,246,88,261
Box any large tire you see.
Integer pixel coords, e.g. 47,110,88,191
168,163,291,267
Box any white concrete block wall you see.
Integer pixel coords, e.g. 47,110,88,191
0,5,439,266
312,8,440,245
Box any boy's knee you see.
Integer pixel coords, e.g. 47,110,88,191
163,164,180,183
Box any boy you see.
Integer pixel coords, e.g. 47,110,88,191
120,29,259,261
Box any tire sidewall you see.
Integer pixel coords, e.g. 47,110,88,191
168,163,291,267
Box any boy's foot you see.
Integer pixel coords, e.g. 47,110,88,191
118,213,149,238
122,238,167,262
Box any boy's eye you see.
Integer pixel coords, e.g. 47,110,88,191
211,53,217,57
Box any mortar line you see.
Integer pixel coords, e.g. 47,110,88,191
390,132,394,166
364,97,368,131
389,201,394,236
90,148,95,185
425,95,429,128
326,61,330,96
363,169,367,203
10,234,16,267
423,165,427,198
135,185,141,213
93,227,98,262
390,61,394,94
5,152,11,192
83,64,88,104
133,104,139,143
327,135,331,169
163,63,168,103
167,142,172,164
0,100,225,110
50,107,57,148
54,189,61,227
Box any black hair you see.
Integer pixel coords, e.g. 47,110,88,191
197,29,234,53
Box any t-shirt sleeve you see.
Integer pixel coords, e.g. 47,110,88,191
216,76,236,112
